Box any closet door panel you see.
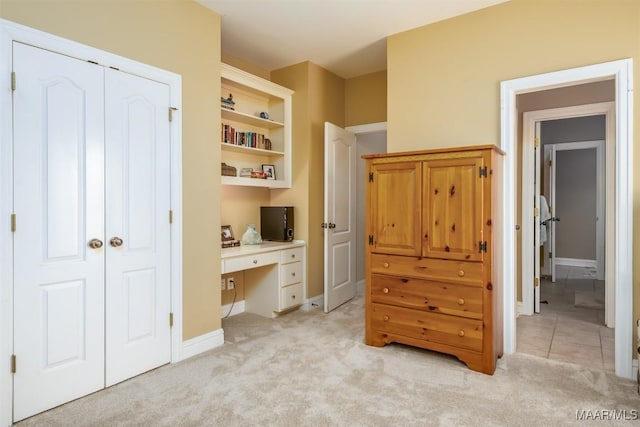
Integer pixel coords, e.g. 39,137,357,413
104,68,172,386
12,42,105,422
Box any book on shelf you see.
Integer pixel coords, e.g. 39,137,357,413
221,123,272,150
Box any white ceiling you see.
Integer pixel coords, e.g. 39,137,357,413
197,0,509,79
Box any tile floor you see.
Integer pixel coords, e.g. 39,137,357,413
516,265,614,371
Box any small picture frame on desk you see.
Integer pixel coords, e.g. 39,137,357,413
262,164,275,180
221,225,240,248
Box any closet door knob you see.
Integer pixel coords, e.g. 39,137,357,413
88,238,103,249
110,237,124,247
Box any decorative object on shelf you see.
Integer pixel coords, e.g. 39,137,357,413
250,170,267,179
262,164,275,180
240,168,253,177
221,225,240,248
221,162,237,177
221,93,235,110
259,111,269,119
241,224,263,245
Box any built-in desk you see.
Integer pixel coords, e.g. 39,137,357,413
221,240,306,318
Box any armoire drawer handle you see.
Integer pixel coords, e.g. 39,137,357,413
383,262,389,268
382,287,389,294
457,298,465,305
458,330,465,337
383,315,390,321
457,270,465,277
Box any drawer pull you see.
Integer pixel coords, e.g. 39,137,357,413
457,270,465,277
291,295,296,299
458,330,465,337
382,287,389,294
292,272,296,277
457,298,465,305
401,278,409,283
383,315,390,321
383,262,389,268
253,259,258,264
291,254,296,259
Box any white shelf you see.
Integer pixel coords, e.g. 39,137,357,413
222,108,284,129
221,142,284,157
221,175,289,189
220,63,293,189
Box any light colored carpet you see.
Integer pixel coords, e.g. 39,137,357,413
574,289,605,309
17,296,638,426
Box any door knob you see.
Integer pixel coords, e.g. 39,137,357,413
88,238,103,249
110,237,124,247
328,223,336,229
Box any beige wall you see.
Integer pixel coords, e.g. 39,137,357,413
1,0,222,340
345,70,387,126
388,0,640,346
270,61,345,298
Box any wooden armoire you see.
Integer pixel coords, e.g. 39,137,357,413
363,145,503,375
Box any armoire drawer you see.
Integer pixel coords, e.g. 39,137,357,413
370,303,483,352
370,274,482,319
370,254,483,286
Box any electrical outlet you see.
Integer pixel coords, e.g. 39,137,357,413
220,278,226,291
227,277,235,290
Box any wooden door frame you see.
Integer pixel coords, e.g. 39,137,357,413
500,59,633,379
521,104,613,324
0,19,184,424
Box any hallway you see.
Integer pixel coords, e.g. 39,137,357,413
516,265,613,371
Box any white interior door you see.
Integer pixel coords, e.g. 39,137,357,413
546,144,558,283
323,122,356,312
104,69,172,386
12,42,106,421
534,124,542,313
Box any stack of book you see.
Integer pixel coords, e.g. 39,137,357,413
221,123,272,150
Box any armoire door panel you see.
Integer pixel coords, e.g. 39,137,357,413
104,68,171,387
370,162,422,256
423,157,484,261
12,42,105,422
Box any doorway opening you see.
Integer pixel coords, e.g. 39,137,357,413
518,110,612,371
500,59,633,379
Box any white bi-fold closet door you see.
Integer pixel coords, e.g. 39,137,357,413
12,42,171,421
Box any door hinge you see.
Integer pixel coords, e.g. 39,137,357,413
534,137,540,148
11,354,16,373
11,71,16,91
548,159,552,167
479,166,488,178
534,207,539,217
534,277,539,287
478,241,487,253
169,210,173,224
11,214,16,232
548,252,552,259
368,172,374,182
169,107,178,122
169,312,174,328
368,235,374,246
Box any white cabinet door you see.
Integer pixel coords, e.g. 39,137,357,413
12,42,106,421
104,68,172,386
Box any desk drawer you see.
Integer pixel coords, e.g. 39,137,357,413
280,282,303,311
280,246,304,264
281,261,302,287
223,251,279,273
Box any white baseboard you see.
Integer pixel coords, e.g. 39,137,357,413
555,258,597,268
301,294,323,311
221,300,245,318
180,328,224,361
